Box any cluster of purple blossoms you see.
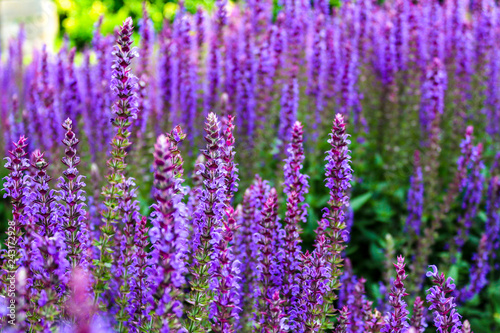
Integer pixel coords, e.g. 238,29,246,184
1,0,500,331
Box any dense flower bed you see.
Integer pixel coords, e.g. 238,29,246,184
0,0,499,332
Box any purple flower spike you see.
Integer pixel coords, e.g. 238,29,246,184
426,265,463,333
381,255,410,333
409,296,427,332
31,150,59,237
221,115,238,204
266,290,287,333
334,305,350,333
210,207,241,333
149,131,187,331
420,57,447,143
455,143,485,252
1,136,30,293
282,121,309,322
406,151,424,236
58,118,89,270
186,113,226,332
256,188,281,329
322,114,353,319
324,114,353,222
458,234,489,303
278,75,299,147
298,229,331,332
96,16,138,308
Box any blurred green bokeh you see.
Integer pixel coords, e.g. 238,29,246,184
54,0,217,49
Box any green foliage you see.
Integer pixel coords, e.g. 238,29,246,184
54,0,217,49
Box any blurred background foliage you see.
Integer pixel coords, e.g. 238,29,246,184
54,0,217,48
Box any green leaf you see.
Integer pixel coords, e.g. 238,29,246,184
350,192,373,211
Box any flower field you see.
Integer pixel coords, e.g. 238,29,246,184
0,0,499,332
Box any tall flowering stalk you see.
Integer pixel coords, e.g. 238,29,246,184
0,137,30,327
381,255,410,333
322,114,353,328
148,128,188,331
333,306,350,333
210,207,241,333
134,216,150,326
406,151,424,236
136,4,154,138
29,151,69,330
426,266,463,333
114,176,141,330
234,176,270,326
298,225,331,332
211,115,240,332
221,115,238,204
186,113,225,333
457,234,489,303
95,17,138,305
255,188,282,331
410,296,427,332
454,143,485,253
58,118,88,269
282,121,309,322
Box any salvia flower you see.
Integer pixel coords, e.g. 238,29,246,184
210,207,241,333
57,118,88,269
186,113,226,333
409,296,427,333
457,234,489,303
1,136,30,307
282,121,309,319
426,265,463,333
322,113,353,324
406,151,424,236
148,129,188,332
255,188,282,330
95,17,138,304
298,228,331,332
381,255,410,333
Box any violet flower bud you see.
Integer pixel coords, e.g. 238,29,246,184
347,277,368,332
31,150,59,237
265,290,287,333
158,20,173,128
